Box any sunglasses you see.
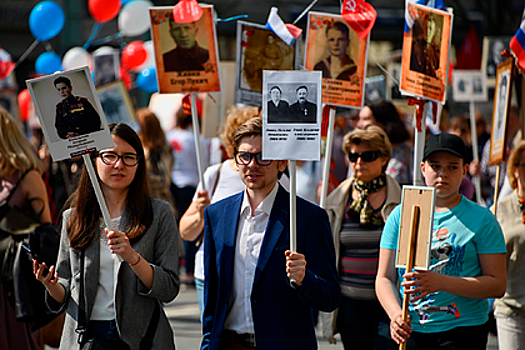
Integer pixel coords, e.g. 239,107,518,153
348,150,382,163
234,151,272,166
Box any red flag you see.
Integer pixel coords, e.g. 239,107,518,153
341,0,377,40
455,25,482,70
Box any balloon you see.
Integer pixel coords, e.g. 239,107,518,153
120,66,132,90
172,0,202,23
132,40,154,72
121,41,147,69
136,67,158,93
121,0,135,4
118,0,154,37
35,52,63,75
18,89,32,122
62,47,92,70
88,0,121,23
29,1,65,41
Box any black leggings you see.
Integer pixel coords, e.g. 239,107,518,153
406,322,489,350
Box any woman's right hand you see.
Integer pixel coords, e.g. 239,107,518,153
33,259,58,288
390,312,412,345
195,190,211,214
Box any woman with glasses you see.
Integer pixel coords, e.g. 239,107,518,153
493,141,525,350
33,123,180,350
323,125,401,349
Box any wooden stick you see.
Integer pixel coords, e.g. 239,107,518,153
400,205,420,350
289,160,297,284
319,106,336,209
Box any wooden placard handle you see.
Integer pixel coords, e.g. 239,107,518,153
400,205,420,350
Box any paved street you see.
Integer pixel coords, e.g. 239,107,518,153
166,286,499,350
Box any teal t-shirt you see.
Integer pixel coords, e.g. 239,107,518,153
380,196,506,333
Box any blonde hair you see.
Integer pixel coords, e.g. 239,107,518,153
343,125,392,167
0,107,42,178
220,106,260,158
507,141,525,190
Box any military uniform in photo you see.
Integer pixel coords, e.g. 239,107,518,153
289,100,317,123
163,46,209,72
55,95,103,139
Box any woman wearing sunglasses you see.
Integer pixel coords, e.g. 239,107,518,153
33,123,180,350
323,125,401,349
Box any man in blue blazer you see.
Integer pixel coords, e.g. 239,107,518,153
201,117,339,350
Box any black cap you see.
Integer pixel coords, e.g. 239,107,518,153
423,132,467,161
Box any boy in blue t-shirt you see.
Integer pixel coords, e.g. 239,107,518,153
376,132,506,350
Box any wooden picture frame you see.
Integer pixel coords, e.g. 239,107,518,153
489,58,514,166
396,186,435,270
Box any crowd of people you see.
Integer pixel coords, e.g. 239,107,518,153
0,92,523,350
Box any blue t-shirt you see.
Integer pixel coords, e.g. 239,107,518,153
380,196,506,333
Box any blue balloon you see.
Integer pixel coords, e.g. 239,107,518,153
121,0,136,5
35,52,63,75
29,1,65,41
136,68,158,93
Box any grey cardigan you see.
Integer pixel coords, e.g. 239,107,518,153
46,199,180,350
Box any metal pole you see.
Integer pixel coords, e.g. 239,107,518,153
83,154,112,229
469,101,483,205
319,106,336,209
412,104,427,186
190,94,206,189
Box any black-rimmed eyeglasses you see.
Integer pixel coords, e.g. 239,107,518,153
98,151,141,166
347,150,382,163
234,151,272,166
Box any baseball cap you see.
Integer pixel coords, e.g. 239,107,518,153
422,132,467,161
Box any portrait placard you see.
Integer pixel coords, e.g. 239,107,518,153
400,4,453,103
489,58,514,166
26,66,113,161
94,52,119,87
96,81,135,125
234,21,302,106
304,11,369,108
364,76,386,104
150,5,221,94
482,36,511,87
387,62,403,101
396,186,435,270
0,91,18,121
452,70,488,102
262,70,322,161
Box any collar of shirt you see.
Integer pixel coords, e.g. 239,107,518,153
240,182,279,218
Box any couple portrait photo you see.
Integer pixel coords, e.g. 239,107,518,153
267,85,317,124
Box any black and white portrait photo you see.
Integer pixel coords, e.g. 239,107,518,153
452,70,488,102
97,81,135,125
483,37,511,78
26,66,113,161
262,70,322,161
94,53,119,87
364,76,386,104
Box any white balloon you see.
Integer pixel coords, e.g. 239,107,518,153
118,0,154,37
93,46,116,57
62,47,92,70
133,40,155,72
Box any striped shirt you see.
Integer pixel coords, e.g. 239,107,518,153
339,196,384,300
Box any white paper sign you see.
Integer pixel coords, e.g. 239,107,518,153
262,70,322,161
27,66,114,161
452,70,488,102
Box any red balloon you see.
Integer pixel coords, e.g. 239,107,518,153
121,41,147,69
88,0,121,23
18,89,32,122
172,0,202,23
119,66,132,90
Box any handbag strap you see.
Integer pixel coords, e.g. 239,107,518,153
3,169,33,205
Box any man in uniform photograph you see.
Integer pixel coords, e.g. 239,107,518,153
163,18,209,72
289,86,317,123
410,13,441,78
54,76,103,140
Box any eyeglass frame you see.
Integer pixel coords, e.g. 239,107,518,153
98,151,141,167
347,150,382,163
234,151,273,166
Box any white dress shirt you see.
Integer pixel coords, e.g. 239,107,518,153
224,183,279,334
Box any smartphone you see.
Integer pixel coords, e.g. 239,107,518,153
21,244,50,275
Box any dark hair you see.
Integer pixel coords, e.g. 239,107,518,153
270,86,282,94
232,117,262,152
54,76,72,89
365,99,410,144
296,85,308,93
66,123,152,250
326,21,350,40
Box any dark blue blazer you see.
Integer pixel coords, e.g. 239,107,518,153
201,185,340,350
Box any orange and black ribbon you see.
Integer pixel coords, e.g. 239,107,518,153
407,98,438,133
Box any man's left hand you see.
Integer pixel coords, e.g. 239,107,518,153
285,250,306,286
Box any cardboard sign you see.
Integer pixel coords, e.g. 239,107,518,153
150,5,221,94
26,66,113,161
304,11,369,108
96,81,135,126
400,4,453,103
396,186,435,270
452,70,488,102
